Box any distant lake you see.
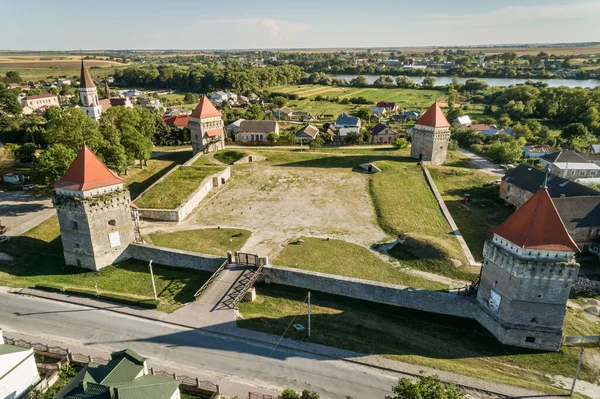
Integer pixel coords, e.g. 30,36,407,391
327,74,600,89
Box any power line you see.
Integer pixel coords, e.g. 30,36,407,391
268,293,308,358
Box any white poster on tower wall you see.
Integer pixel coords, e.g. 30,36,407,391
489,290,501,313
108,231,121,248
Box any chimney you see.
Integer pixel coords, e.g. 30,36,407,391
560,194,566,198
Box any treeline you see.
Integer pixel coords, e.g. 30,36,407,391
113,63,303,94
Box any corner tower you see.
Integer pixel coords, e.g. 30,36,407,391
476,188,581,350
79,60,103,121
410,102,451,164
52,146,135,270
189,96,225,154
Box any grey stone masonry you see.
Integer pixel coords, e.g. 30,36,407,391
410,125,451,165
476,239,580,350
53,190,135,271
129,243,225,272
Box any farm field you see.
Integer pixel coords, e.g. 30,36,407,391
238,283,600,396
146,228,251,256
0,65,125,82
135,165,224,209
0,217,208,313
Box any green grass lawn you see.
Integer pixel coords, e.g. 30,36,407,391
0,217,210,313
147,228,251,257
238,283,600,396
428,166,514,262
135,165,224,209
126,151,192,199
213,150,248,165
273,237,447,291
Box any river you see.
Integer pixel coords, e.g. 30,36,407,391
327,74,600,88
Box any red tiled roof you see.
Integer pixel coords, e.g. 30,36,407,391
206,129,222,137
471,124,492,132
491,188,580,253
162,114,190,128
79,60,95,89
54,145,124,191
376,102,396,108
191,96,221,119
25,93,57,100
416,102,450,128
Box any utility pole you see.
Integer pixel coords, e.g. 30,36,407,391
149,260,158,301
307,291,311,338
570,347,584,397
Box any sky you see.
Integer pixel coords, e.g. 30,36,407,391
0,0,599,50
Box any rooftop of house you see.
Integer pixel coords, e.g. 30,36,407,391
523,145,556,153
79,60,96,89
239,120,278,133
553,196,600,232
57,349,180,399
25,93,57,100
370,123,394,135
162,114,190,128
415,102,450,128
491,188,580,253
542,149,593,164
504,164,600,198
191,96,221,119
295,124,320,138
590,144,600,154
454,115,472,124
471,123,492,132
334,115,360,126
376,101,396,108
54,145,124,191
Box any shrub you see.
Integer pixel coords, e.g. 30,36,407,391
393,138,409,149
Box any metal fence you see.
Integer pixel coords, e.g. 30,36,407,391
4,336,219,394
249,393,278,399
237,252,259,266
194,259,228,299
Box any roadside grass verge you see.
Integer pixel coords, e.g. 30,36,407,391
428,166,513,261
273,237,448,291
147,228,251,257
0,217,209,313
214,150,248,165
135,165,224,209
238,283,599,395
126,151,192,199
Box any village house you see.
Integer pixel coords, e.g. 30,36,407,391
0,329,41,399
57,78,71,87
370,123,399,144
453,115,472,126
553,196,600,251
541,150,600,184
162,114,190,130
294,124,320,142
291,111,315,122
376,101,398,113
55,349,181,399
226,118,245,137
22,93,59,111
332,114,361,137
398,110,420,121
235,120,279,142
371,106,386,119
210,91,237,105
522,145,556,158
271,106,293,119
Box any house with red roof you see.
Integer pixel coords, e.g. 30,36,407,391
409,102,451,164
162,114,190,130
189,96,225,154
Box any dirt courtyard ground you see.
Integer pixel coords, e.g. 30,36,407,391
141,162,389,258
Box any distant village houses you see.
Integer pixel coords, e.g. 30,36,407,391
235,120,279,142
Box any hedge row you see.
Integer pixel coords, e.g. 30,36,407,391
34,284,160,309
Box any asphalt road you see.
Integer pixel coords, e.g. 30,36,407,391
0,190,54,236
0,290,397,399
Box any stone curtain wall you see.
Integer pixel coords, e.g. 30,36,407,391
137,166,231,222
262,265,480,318
233,154,267,165
129,243,225,272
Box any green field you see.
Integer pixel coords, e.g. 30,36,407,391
135,165,224,209
147,228,251,256
238,283,600,396
126,151,192,199
274,237,447,291
0,217,209,313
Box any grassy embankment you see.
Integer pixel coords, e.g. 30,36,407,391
126,151,192,199
0,217,209,313
147,228,251,257
238,283,600,396
135,165,224,209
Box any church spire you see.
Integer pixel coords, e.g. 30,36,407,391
79,60,96,89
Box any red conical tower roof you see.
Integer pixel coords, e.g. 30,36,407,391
191,96,221,119
491,188,580,253
416,102,450,128
54,145,124,191
79,60,96,89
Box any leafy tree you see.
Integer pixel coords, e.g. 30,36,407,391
386,375,466,399
45,107,104,152
373,75,396,88
0,82,23,115
272,96,288,108
460,78,488,92
485,139,523,164
446,107,463,123
281,389,299,399
4,71,22,83
396,76,415,89
300,390,320,399
245,104,265,120
352,107,370,120
560,122,596,152
344,132,360,145
267,132,278,143
15,143,37,163
421,77,436,89
393,138,409,149
309,135,323,151
349,76,368,87
183,92,198,104
582,106,599,130
33,144,77,185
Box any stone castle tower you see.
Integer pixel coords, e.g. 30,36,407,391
52,145,135,270
410,102,451,165
189,96,225,154
476,188,581,350
79,60,103,121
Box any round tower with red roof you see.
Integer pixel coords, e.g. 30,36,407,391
476,188,581,350
189,96,225,154
410,102,451,165
52,145,136,270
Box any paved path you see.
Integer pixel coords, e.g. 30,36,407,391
197,265,255,310
2,287,571,399
0,191,55,237
458,147,505,177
